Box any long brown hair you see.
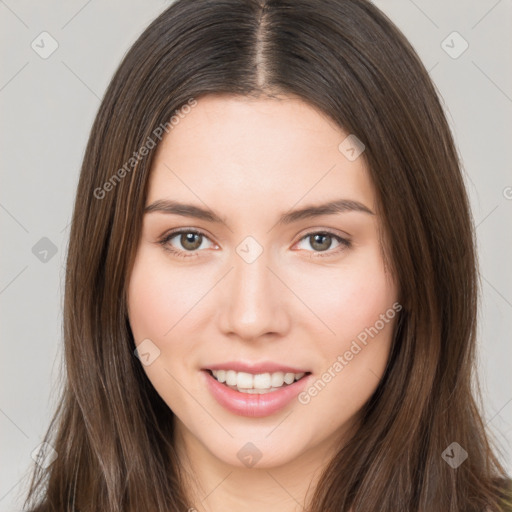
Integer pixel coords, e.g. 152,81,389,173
24,0,511,510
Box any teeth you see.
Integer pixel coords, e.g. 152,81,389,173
210,369,306,392
216,369,226,383
254,373,271,388
226,370,237,386
284,372,295,385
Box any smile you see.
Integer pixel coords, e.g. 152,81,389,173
202,369,312,417
209,369,307,393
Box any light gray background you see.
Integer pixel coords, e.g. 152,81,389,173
1,1,511,509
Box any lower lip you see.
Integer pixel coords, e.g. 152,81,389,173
202,370,311,418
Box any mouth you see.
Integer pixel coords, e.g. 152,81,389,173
205,368,311,394
202,368,313,417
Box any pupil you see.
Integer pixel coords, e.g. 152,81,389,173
182,233,201,250
311,234,331,251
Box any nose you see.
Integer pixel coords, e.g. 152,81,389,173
217,249,292,342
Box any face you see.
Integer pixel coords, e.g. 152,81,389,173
127,94,399,470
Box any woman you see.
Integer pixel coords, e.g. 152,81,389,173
24,0,511,510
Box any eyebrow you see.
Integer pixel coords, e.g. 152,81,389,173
144,198,374,225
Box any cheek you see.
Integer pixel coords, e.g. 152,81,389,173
127,250,206,411
127,249,208,343
293,248,397,344
296,253,398,416
292,246,399,407
127,263,170,342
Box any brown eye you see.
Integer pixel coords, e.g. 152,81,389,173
158,229,215,258
179,232,203,251
309,233,334,251
295,230,351,257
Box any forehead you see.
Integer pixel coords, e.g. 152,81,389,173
147,94,376,217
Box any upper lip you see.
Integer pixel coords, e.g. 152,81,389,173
203,361,310,374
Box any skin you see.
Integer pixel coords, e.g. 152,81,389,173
127,94,399,512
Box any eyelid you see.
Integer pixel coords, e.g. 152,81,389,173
157,227,216,259
292,228,352,257
293,226,351,244
157,227,351,258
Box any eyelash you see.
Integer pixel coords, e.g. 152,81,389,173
158,228,351,260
